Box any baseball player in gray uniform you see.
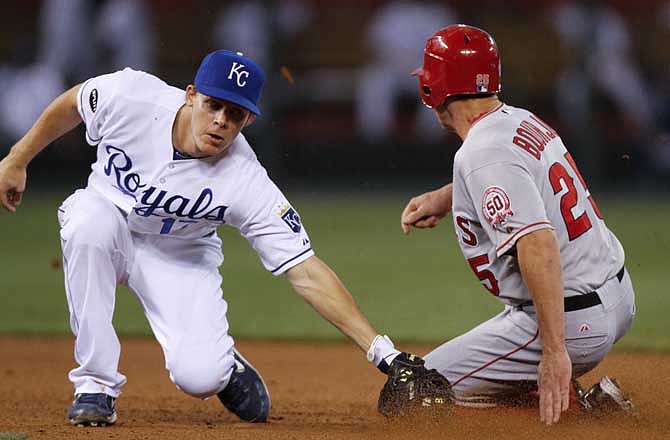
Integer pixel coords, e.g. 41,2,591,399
401,25,636,425
0,50,433,426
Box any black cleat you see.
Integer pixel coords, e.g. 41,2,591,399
67,393,117,426
217,349,271,422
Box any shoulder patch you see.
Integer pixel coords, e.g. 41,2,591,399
276,203,302,233
482,186,514,227
89,89,98,113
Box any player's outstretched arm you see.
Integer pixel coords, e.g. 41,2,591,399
517,229,572,425
285,255,454,414
285,255,379,352
400,183,453,235
0,84,83,213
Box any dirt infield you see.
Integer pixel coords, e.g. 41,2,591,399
0,337,668,439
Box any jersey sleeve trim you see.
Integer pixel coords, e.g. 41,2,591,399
77,78,103,145
271,247,314,275
76,78,91,120
495,221,554,256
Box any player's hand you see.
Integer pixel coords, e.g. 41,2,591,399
537,349,571,425
400,183,453,234
0,157,27,213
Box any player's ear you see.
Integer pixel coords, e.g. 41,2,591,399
185,85,197,106
244,114,256,127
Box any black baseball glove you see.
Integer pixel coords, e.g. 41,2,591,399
378,352,453,418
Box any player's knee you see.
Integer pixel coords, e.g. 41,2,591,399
169,355,235,398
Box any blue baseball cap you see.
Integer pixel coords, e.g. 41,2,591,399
194,50,265,116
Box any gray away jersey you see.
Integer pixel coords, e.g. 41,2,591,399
76,68,313,274
452,104,624,305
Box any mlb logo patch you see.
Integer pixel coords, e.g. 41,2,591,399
476,74,490,92
280,206,302,233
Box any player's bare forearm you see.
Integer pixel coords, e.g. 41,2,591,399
401,183,453,234
285,256,378,351
517,229,565,351
0,84,82,212
5,84,83,167
517,228,571,425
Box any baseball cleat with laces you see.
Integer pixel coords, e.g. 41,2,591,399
67,393,117,426
217,349,271,422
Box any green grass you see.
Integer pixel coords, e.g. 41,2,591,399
0,433,29,440
0,190,668,351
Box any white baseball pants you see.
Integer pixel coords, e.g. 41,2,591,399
58,188,235,398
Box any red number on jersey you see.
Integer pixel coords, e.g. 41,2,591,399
563,152,603,219
549,152,604,241
467,254,500,296
549,162,592,240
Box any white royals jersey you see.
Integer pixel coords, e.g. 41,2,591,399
452,103,625,305
76,68,313,275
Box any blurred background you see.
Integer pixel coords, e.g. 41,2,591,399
0,0,668,348
1,0,670,189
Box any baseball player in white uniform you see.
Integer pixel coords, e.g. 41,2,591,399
0,50,433,426
401,25,636,425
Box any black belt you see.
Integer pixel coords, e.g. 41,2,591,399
519,266,625,312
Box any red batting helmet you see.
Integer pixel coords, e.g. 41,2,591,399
412,24,501,108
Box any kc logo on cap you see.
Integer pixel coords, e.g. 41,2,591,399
194,50,265,115
228,62,250,87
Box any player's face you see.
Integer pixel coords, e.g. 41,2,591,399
187,88,255,157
